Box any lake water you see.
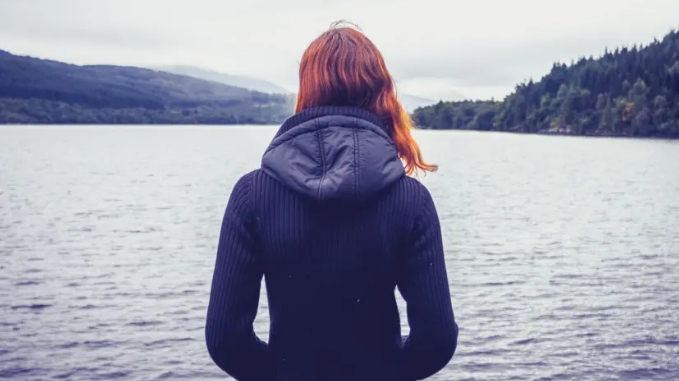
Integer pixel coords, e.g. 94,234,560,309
1,126,678,381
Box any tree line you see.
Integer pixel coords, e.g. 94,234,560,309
412,29,679,138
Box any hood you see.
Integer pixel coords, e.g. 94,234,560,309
262,106,405,200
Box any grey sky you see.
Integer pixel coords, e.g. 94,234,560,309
1,0,678,100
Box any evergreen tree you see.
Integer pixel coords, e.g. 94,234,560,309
599,97,612,131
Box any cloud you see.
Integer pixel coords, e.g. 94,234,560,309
1,0,678,99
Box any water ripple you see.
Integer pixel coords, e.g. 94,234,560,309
10,304,53,310
1,127,678,380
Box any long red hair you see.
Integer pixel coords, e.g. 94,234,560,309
295,22,437,175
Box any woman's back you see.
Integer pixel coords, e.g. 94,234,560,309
206,23,458,381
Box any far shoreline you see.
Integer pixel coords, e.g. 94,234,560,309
2,123,678,141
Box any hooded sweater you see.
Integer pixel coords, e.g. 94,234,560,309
205,106,458,381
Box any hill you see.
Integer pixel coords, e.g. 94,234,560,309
412,29,679,138
0,50,294,124
151,65,291,95
398,93,438,113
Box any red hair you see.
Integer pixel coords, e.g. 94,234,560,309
295,22,437,175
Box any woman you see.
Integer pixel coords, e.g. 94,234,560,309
206,22,458,381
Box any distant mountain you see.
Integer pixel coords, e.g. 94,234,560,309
413,29,679,138
0,50,294,124
398,93,438,113
152,65,291,95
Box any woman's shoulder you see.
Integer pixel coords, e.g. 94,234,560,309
231,170,258,190
229,168,283,201
379,175,438,223
227,170,264,204
396,175,434,200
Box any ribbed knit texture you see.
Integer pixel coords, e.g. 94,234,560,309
206,107,458,381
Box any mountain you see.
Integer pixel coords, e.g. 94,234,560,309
152,65,291,95
413,28,679,138
398,93,438,113
0,50,294,124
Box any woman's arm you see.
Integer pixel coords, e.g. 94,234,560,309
397,185,458,380
205,173,272,381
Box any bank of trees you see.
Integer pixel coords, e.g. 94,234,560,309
413,29,679,138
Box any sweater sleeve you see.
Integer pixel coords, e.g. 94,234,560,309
205,173,272,381
397,185,458,380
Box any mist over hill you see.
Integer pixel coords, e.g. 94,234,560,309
152,65,291,95
156,65,451,113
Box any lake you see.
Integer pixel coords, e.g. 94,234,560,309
1,126,678,381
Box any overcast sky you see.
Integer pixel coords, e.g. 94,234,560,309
1,0,678,100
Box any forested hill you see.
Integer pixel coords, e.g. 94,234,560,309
151,65,292,95
413,29,679,138
0,50,294,124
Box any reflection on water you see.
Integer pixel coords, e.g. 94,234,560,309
1,126,678,380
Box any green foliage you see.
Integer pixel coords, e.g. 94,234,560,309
0,50,294,124
412,28,679,138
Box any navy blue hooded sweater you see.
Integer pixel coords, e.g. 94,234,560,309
206,106,458,381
